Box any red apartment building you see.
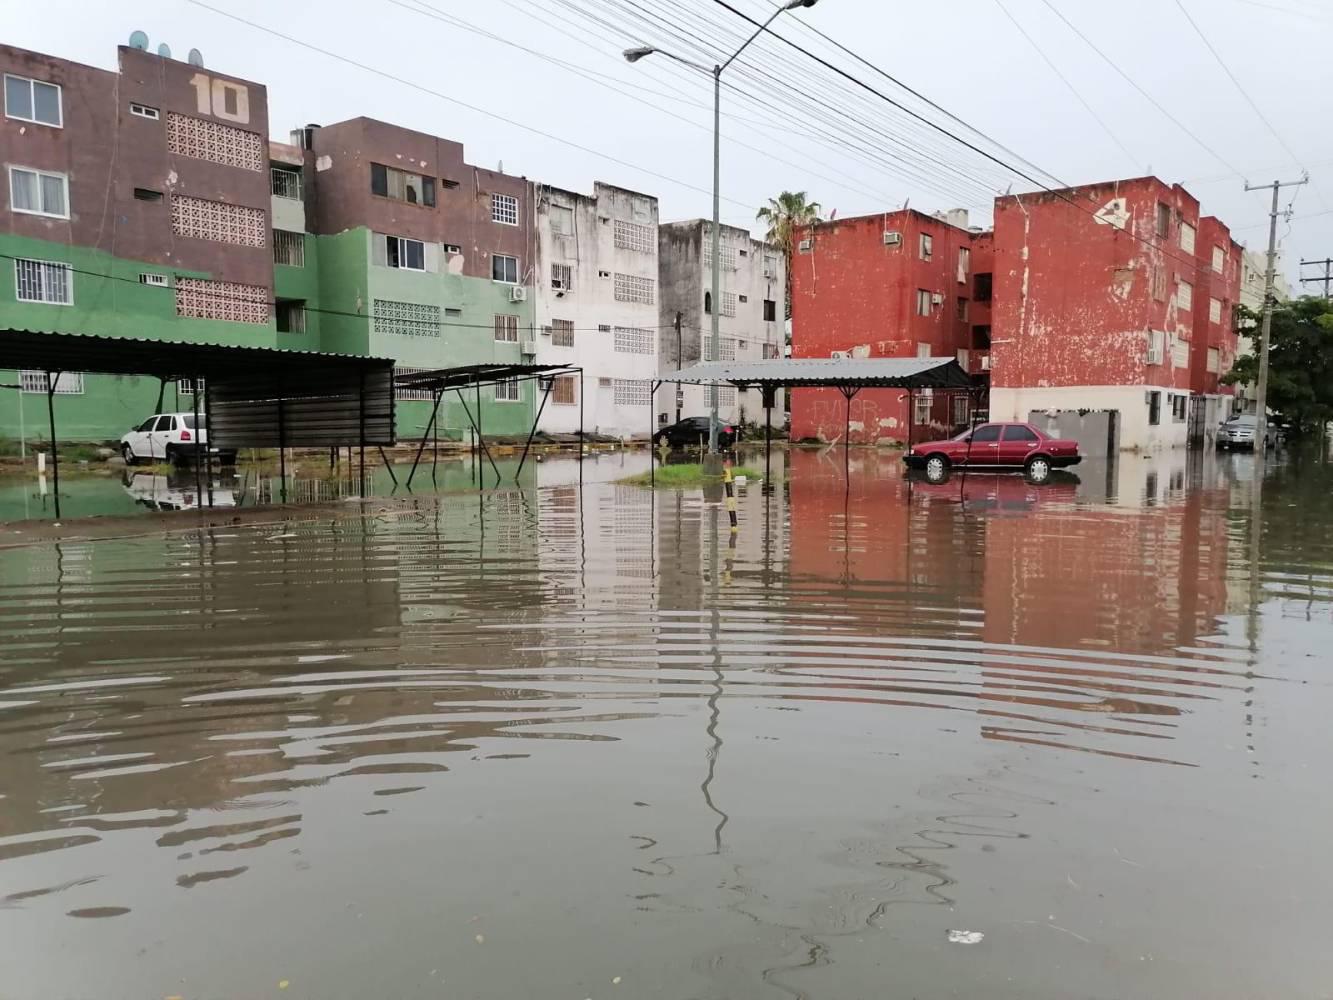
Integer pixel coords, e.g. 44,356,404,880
989,176,1240,450
789,209,992,445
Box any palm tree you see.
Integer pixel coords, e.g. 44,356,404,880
756,191,822,319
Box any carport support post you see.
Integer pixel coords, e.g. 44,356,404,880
838,385,860,479
191,380,203,507
762,384,776,494
649,379,662,488
358,370,367,496
406,389,445,489
44,371,60,520
516,377,554,482
277,389,288,505
203,379,215,509
154,377,166,417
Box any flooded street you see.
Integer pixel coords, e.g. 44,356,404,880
1,448,1331,999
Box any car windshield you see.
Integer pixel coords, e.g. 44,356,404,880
1227,416,1257,426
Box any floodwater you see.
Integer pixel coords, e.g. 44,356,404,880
1,448,1331,999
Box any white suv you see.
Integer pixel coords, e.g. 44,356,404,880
120,412,237,466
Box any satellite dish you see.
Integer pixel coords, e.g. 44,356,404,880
187,48,204,68
157,42,172,59
128,30,149,51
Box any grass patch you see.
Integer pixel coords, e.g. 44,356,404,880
618,463,762,488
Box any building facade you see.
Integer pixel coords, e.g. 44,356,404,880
533,182,659,438
1232,247,1289,415
788,209,992,445
657,220,785,433
1,42,279,442
990,177,1228,451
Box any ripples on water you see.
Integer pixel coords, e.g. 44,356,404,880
1,448,1331,999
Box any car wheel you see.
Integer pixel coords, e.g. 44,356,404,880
122,443,137,467
925,454,950,483
1025,455,1052,483
165,444,180,466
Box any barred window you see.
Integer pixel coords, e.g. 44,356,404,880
613,379,651,406
14,258,72,304
614,326,654,354
165,112,264,171
703,337,737,362
271,165,302,200
614,272,654,304
272,229,305,266
495,378,521,401
492,193,519,225
551,319,574,347
706,385,736,408
720,291,737,317
20,371,82,394
176,278,269,324
394,366,435,401
178,378,204,395
551,375,577,405
551,263,572,291
171,195,266,247
494,314,519,343
702,242,738,270
373,299,441,338
762,342,780,359
613,219,655,253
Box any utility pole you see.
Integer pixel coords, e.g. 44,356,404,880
1244,176,1307,458
1298,257,1333,300
674,311,684,423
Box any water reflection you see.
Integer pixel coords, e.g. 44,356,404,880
1,447,1331,998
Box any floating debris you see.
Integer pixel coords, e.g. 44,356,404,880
947,929,984,944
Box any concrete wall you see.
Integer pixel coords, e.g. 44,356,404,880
992,384,1192,451
534,182,659,437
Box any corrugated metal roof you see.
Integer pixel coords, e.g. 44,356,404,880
395,363,581,392
661,357,976,389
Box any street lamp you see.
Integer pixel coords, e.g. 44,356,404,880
625,0,820,453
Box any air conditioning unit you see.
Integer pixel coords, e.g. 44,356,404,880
883,230,902,246
798,238,813,253
509,286,528,302
931,293,944,306
980,355,991,371
763,266,776,278
520,337,537,356
851,344,870,359
830,349,850,360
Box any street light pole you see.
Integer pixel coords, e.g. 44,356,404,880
625,0,820,453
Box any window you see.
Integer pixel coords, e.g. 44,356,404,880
376,234,426,271
370,163,435,207
178,378,204,396
1171,395,1187,423
550,204,574,235
973,272,992,302
706,385,736,409
614,326,654,354
166,113,264,171
171,195,266,247
139,272,169,287
551,318,574,347
719,291,737,317
9,166,68,218
1146,329,1165,364
133,188,163,201
551,263,572,291
1177,279,1193,311
614,219,655,253
5,74,61,127
1211,246,1224,274
494,314,519,343
914,393,932,425
492,254,519,283
763,299,777,322
1147,391,1161,426
551,375,577,405
1003,425,1040,442
175,278,268,324
972,424,1002,442
957,246,970,283
916,289,932,316
273,230,305,267
20,371,82,394
491,192,519,225
1209,297,1222,324
919,233,933,260
445,307,462,318
1207,347,1220,374
704,337,737,362
129,102,159,120
14,259,71,304
702,242,737,270
598,324,611,334
271,165,302,200
738,294,748,304
614,380,652,406
1151,266,1168,302
1155,202,1171,238
495,379,521,402
763,342,780,359
614,272,655,304
1180,221,1196,254
373,299,440,338
443,243,461,255
952,396,970,425
704,291,712,314
917,342,931,358
442,178,460,190
956,297,968,322
276,301,306,333
393,366,434,401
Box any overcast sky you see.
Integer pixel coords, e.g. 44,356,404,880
12,0,1332,287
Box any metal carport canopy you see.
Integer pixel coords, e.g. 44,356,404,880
659,356,975,389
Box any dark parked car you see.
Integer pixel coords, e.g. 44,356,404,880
656,416,738,450
903,421,1081,483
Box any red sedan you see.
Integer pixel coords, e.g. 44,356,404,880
903,422,1081,483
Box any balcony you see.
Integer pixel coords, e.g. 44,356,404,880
271,166,303,200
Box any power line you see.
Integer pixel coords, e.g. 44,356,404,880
1034,0,1246,178
991,0,1139,166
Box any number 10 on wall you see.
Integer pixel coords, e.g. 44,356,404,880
189,73,250,124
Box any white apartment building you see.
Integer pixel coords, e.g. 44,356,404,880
1234,247,1291,414
657,220,786,431
533,182,660,438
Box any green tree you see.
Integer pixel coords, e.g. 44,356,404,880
1223,297,1333,437
756,191,822,321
